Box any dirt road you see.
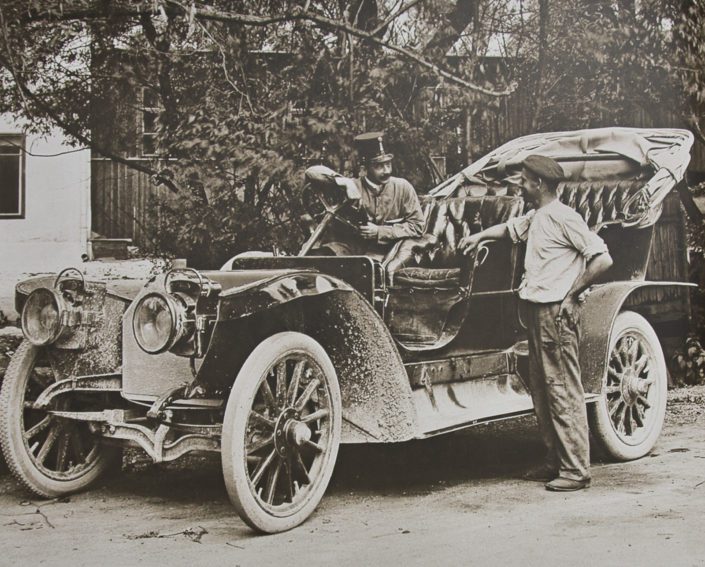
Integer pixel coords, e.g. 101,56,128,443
1,388,704,567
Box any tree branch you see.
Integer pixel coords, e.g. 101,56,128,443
421,0,479,61
685,114,705,147
20,0,514,97
140,10,180,142
165,1,514,96
676,182,704,223
0,52,180,193
531,0,549,130
371,0,425,37
195,19,254,112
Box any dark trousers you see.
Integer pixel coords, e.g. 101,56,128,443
524,300,591,481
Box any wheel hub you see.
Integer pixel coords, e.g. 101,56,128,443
620,369,639,406
274,407,311,457
288,421,312,446
620,367,651,407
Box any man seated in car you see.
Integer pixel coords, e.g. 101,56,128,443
304,131,424,260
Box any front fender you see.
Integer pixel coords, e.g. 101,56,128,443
216,270,355,321
579,281,695,394
199,272,418,444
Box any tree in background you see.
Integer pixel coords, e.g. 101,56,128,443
0,0,520,264
0,0,703,267
500,0,705,143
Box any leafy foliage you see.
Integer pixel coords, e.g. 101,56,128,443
0,0,704,269
671,337,705,386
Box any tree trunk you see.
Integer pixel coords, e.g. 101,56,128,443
530,0,549,131
422,0,479,63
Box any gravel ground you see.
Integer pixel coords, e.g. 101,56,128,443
0,385,703,566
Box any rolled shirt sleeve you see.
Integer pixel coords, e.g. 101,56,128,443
518,200,611,303
561,210,609,259
305,165,338,184
305,165,361,200
506,210,535,243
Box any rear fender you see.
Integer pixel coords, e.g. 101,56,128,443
579,281,694,394
199,273,418,443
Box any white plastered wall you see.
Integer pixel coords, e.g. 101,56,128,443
0,114,90,319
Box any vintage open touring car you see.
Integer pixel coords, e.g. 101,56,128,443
0,127,694,533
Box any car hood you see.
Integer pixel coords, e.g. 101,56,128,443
15,269,314,306
200,269,314,294
107,268,309,301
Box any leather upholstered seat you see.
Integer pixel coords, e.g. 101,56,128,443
385,195,525,287
383,195,524,347
382,180,644,348
393,267,463,288
555,179,644,229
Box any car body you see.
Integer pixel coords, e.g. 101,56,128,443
1,127,695,533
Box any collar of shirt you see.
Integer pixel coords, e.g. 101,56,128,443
363,176,385,195
534,197,561,215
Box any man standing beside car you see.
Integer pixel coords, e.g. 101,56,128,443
459,154,613,492
304,131,424,260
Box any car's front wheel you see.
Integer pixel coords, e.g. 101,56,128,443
0,341,119,497
588,311,667,461
221,332,342,533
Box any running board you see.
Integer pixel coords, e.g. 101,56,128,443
417,409,535,438
412,373,603,437
413,373,534,436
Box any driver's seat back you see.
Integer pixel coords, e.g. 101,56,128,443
383,195,524,348
385,195,524,286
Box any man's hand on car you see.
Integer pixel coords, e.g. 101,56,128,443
459,234,482,255
359,223,380,240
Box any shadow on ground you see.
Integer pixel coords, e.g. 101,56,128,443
75,415,547,506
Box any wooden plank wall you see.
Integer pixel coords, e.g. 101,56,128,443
91,158,167,247
91,157,308,251
627,192,691,322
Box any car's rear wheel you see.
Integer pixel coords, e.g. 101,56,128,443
0,340,119,498
222,332,341,533
588,311,667,461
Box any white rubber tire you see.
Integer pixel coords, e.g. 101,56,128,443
588,311,667,461
221,332,341,533
0,341,119,498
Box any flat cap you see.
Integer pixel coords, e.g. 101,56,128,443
522,154,565,181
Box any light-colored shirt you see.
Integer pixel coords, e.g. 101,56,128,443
354,176,424,243
304,165,424,244
506,199,608,303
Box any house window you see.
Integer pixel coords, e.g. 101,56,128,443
141,87,160,157
0,134,24,218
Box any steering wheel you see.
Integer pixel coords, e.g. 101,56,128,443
298,181,368,255
303,181,368,228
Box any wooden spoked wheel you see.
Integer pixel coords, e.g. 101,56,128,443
588,311,667,461
222,332,341,533
0,341,118,497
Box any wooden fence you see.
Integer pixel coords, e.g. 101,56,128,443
629,192,691,325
